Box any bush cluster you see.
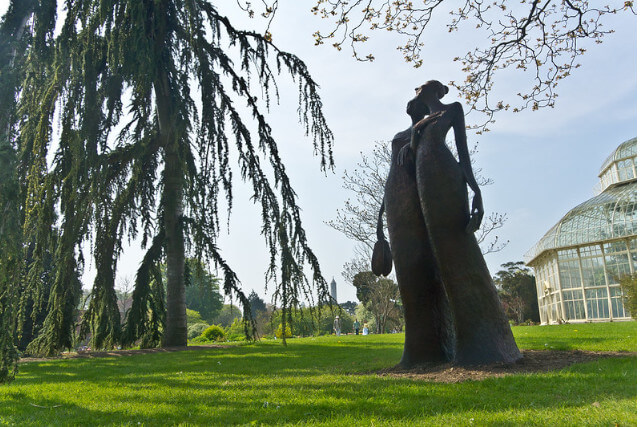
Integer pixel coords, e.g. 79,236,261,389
201,324,226,342
188,323,209,340
226,318,247,342
275,324,292,339
620,273,637,318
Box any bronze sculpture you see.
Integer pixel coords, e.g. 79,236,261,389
376,80,521,366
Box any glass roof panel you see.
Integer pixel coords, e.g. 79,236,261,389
599,137,637,177
527,181,636,261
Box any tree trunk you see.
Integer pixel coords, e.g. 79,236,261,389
155,71,187,347
162,150,186,347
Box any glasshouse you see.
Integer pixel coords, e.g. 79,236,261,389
526,138,637,324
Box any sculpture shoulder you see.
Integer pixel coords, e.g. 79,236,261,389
392,128,412,143
448,101,464,114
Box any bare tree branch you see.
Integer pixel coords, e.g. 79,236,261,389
311,1,636,131
329,140,508,280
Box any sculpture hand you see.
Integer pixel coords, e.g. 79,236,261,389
466,192,484,234
397,144,414,166
414,110,445,132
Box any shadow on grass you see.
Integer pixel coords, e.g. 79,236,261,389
2,357,636,425
3,339,636,425
15,340,403,384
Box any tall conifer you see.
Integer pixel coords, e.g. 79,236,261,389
0,0,39,382
3,0,333,361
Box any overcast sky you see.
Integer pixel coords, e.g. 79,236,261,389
1,2,637,304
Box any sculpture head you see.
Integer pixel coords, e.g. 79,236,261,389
416,80,449,101
406,97,430,123
407,80,448,123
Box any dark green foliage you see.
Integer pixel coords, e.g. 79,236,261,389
247,291,271,336
352,272,377,303
121,231,166,349
248,291,268,317
0,125,21,382
214,305,242,328
339,301,357,316
25,221,84,356
0,0,40,382
2,0,333,360
185,260,223,324
619,272,637,319
493,261,540,324
16,244,53,352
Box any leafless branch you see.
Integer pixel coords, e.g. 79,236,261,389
311,0,636,131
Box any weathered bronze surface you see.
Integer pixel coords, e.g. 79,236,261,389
377,81,521,366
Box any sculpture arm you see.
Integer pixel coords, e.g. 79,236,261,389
395,128,414,167
451,102,484,230
398,113,442,166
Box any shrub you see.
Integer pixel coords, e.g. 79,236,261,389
275,323,292,339
188,323,210,340
619,273,637,318
226,318,248,342
186,309,204,326
227,333,245,342
200,324,226,342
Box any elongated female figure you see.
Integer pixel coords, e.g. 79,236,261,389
383,98,454,366
399,80,521,365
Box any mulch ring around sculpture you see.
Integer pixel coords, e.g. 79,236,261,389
19,345,228,363
378,350,635,383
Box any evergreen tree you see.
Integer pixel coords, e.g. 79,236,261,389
0,0,39,382
185,259,223,324
4,0,333,359
248,291,267,317
0,106,21,382
493,262,540,324
214,305,243,328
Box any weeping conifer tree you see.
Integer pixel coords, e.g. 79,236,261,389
7,0,334,356
0,99,21,382
0,0,39,382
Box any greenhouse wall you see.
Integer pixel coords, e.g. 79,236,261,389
531,238,635,324
527,138,637,325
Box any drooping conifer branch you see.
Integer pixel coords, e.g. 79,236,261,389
0,0,39,382
121,229,166,348
8,0,334,356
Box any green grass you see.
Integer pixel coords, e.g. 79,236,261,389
0,322,636,425
512,321,637,351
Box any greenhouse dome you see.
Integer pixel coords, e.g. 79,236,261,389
526,138,637,324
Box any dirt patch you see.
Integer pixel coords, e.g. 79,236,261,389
378,350,635,383
19,345,227,363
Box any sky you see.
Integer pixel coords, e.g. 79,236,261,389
1,2,637,305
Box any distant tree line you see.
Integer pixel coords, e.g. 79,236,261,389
493,262,540,325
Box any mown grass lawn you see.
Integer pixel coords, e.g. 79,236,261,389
1,322,636,425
